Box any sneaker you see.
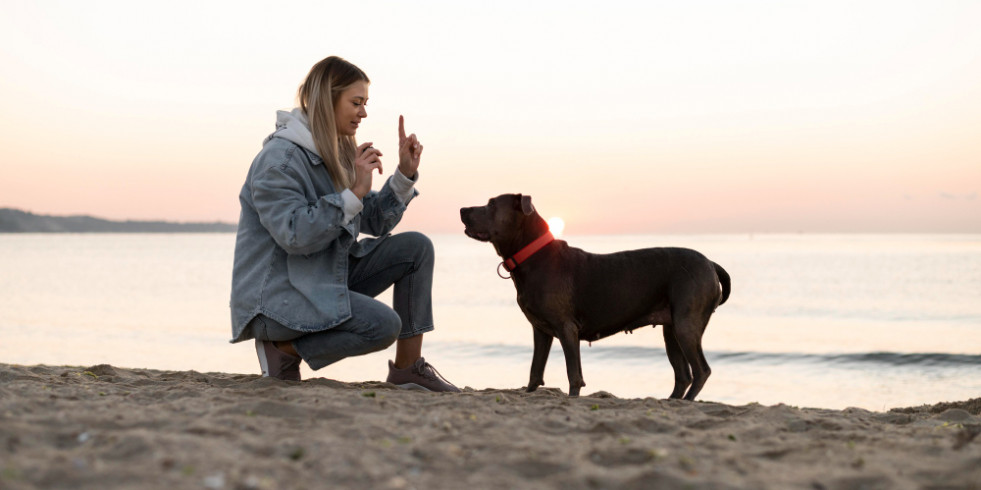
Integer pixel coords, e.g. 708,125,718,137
386,357,460,392
255,339,301,381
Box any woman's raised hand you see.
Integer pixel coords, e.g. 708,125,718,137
352,142,383,199
398,115,423,179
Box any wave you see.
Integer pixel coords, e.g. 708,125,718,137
434,341,981,368
709,350,981,367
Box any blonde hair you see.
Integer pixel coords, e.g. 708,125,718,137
297,56,370,190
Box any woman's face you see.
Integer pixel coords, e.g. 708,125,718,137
334,81,369,137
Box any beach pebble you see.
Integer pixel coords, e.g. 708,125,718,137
385,476,408,488
202,472,225,489
85,364,118,377
932,409,973,422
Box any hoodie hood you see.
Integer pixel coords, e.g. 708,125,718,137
265,108,320,158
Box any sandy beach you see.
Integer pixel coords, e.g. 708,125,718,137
1,363,978,489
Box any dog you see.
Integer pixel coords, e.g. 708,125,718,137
460,194,731,400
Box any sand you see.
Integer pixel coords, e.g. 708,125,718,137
1,363,979,489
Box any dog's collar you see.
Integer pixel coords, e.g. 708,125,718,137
498,231,554,279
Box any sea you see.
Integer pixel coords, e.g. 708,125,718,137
1,233,979,411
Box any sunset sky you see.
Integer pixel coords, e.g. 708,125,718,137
1,1,979,234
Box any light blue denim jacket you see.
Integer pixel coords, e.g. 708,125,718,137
229,134,417,342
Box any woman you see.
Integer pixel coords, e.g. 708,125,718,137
229,56,458,392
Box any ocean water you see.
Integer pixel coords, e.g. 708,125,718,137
1,233,978,410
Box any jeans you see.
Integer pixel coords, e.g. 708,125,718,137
249,231,435,370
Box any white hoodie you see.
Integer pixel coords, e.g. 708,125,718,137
267,108,417,224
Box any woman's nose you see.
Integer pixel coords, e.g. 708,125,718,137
359,107,368,118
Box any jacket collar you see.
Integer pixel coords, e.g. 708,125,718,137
266,108,320,159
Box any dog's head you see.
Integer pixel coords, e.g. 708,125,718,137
460,194,546,253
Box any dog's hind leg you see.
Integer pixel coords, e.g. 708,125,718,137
672,317,711,401
662,324,692,399
555,321,586,397
526,327,553,393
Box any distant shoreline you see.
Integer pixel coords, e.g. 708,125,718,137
3,208,980,235
0,208,237,233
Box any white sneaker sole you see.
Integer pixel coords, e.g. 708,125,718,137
255,340,271,377
393,382,432,391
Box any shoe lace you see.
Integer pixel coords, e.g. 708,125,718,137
415,361,451,384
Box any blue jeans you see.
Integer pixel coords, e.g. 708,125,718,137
249,232,435,370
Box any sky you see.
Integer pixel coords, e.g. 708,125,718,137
1,1,979,234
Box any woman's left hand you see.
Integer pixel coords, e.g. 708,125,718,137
398,115,423,178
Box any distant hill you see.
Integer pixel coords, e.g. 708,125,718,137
0,208,237,233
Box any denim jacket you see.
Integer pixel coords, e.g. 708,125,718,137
229,136,417,342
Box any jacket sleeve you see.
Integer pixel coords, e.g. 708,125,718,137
250,162,357,256
358,174,419,237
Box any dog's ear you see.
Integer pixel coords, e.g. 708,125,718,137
520,194,535,216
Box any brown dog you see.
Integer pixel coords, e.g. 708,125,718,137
460,194,731,400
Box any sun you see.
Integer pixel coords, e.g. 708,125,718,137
546,216,566,237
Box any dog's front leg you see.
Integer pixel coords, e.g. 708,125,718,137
526,327,553,392
555,321,585,397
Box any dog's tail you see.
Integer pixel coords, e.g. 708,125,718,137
714,262,731,306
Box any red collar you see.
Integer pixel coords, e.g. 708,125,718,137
498,231,554,278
